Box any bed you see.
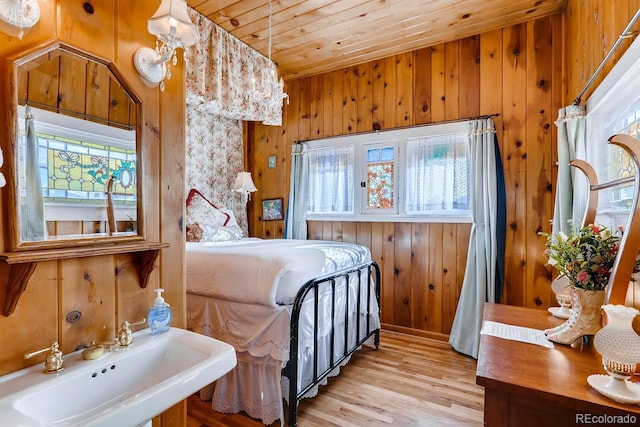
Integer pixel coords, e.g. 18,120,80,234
183,189,381,426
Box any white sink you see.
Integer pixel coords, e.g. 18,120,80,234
0,327,236,426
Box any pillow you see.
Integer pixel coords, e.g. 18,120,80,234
202,224,243,242
185,188,230,241
186,222,243,242
219,208,239,228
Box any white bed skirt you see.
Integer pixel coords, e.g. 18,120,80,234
199,352,284,425
188,292,379,425
198,343,357,426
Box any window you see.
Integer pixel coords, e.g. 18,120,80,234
307,146,354,214
365,144,396,212
305,121,472,222
405,133,470,214
18,106,137,222
586,36,640,227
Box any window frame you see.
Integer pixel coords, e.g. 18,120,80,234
306,144,355,215
585,35,640,229
360,140,400,215
305,121,472,223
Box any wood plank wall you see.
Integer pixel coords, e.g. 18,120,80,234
247,14,564,338
0,1,186,425
563,0,640,310
307,221,472,339
249,1,640,339
564,0,640,106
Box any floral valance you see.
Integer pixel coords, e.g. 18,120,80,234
186,8,283,126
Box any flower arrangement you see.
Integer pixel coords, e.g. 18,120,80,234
540,222,624,291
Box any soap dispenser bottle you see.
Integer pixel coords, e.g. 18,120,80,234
148,288,171,335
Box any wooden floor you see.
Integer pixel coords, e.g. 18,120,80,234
187,330,484,426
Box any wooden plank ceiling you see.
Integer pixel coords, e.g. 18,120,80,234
187,0,566,80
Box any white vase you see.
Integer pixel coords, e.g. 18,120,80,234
588,304,640,403
548,275,572,318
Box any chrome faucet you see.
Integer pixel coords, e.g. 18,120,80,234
25,342,64,373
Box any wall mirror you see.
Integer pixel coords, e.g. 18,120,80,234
5,41,144,251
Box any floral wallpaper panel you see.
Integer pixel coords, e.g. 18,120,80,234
185,109,247,234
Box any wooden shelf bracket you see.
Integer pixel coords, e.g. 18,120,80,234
0,241,169,317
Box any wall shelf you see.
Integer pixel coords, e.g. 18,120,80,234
0,241,169,317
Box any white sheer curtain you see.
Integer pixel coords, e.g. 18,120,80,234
405,133,470,213
553,105,586,233
449,118,503,359
20,106,45,241
307,146,354,214
285,143,309,239
0,146,5,187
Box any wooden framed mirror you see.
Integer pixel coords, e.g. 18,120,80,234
2,41,144,251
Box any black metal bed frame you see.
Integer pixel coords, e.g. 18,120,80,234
282,260,381,427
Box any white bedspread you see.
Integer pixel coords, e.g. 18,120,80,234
186,238,379,425
186,239,371,306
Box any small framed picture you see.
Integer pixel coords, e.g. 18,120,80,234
262,198,284,221
268,155,277,169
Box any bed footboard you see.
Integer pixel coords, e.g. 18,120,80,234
283,260,381,427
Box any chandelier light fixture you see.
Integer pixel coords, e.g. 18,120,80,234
133,0,199,91
250,0,289,108
0,0,40,40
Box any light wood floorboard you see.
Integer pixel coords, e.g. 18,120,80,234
187,330,484,426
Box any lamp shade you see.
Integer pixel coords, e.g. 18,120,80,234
594,305,640,367
588,304,640,403
147,0,198,47
232,172,257,193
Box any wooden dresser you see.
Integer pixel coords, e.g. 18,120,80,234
476,303,640,427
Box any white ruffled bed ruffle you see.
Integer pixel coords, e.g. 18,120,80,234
187,261,380,425
201,352,284,426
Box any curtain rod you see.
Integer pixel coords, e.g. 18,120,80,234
293,113,500,145
590,175,635,191
572,8,640,106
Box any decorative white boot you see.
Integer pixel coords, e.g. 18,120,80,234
546,287,605,345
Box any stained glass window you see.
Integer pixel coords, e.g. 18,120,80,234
366,146,395,209
19,131,137,207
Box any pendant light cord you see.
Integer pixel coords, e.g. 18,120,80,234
268,0,273,61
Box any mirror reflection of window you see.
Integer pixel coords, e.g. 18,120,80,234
17,106,137,240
